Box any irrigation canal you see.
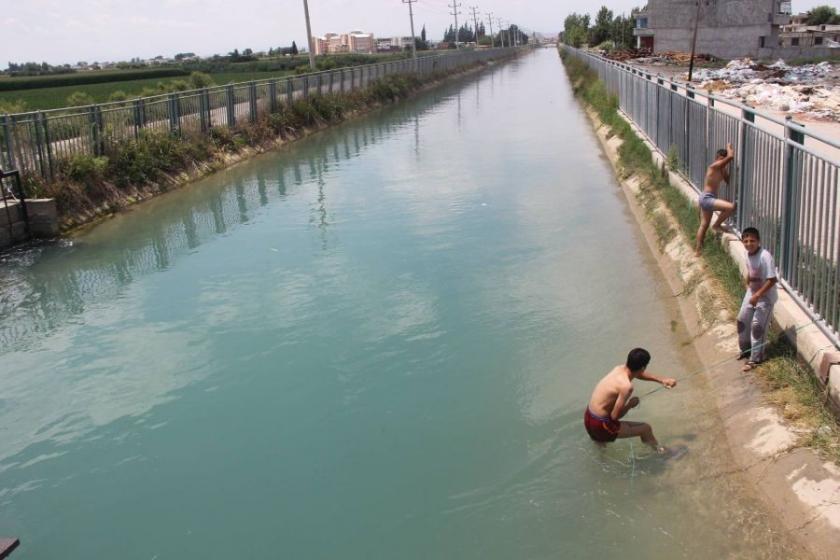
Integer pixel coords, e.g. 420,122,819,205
0,50,805,559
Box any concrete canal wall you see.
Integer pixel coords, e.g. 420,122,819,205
0,198,57,249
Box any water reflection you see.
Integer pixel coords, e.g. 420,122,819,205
0,77,482,353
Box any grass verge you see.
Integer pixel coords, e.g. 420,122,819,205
559,48,840,463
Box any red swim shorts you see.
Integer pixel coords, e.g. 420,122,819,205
584,407,621,443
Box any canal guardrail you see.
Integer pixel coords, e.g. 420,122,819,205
562,45,840,346
0,48,519,184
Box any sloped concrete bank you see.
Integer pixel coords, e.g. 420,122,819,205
584,107,840,559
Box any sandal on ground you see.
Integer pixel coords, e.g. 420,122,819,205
742,361,760,372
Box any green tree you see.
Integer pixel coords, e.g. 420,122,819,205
589,6,614,46
291,41,299,55
806,5,840,25
421,25,427,43
563,13,590,47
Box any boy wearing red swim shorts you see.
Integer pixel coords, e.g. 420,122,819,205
584,348,676,453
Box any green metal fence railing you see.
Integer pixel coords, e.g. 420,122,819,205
0,47,519,184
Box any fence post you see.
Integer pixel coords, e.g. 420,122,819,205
226,85,236,127
248,82,257,123
168,94,181,135
317,74,323,96
32,112,47,180
286,79,293,106
133,99,143,138
90,105,104,156
269,81,278,113
329,71,334,94
351,68,356,90
0,114,15,170
737,108,755,228
780,117,805,279
203,88,212,129
39,112,53,180
199,89,209,133
303,76,309,99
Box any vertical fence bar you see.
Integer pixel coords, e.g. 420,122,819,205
39,112,53,180
1,115,15,170
269,81,278,113
226,85,236,127
780,119,805,279
168,94,180,134
286,79,293,106
32,112,47,179
199,89,209,133
248,82,257,123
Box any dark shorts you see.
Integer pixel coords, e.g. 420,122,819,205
584,407,621,443
699,192,717,212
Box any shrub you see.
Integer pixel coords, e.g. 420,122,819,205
189,71,215,89
667,145,680,171
108,90,129,103
66,91,95,107
0,99,27,114
61,154,109,183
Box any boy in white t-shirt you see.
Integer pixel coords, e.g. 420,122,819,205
737,227,778,371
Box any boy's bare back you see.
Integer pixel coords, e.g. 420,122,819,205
588,366,632,419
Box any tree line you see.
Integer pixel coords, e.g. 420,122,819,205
563,6,638,50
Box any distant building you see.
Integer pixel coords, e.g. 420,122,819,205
312,31,376,55
780,17,840,48
633,1,792,59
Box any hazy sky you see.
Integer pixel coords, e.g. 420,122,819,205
2,0,827,65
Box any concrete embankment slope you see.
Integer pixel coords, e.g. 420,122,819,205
576,85,840,560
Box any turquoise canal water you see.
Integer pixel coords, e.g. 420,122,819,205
1,50,804,559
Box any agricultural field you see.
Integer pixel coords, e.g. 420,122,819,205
0,70,296,112
0,52,415,113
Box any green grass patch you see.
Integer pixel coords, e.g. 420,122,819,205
560,47,840,462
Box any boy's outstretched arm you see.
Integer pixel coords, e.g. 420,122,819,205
636,371,677,388
749,277,778,306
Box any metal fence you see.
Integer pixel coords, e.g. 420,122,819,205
0,47,517,183
563,46,840,344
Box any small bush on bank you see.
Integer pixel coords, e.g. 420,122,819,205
61,154,109,184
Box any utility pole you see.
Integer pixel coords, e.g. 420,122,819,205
486,12,495,47
449,1,462,49
497,18,506,48
302,0,316,70
469,6,481,45
402,0,418,64
688,0,707,82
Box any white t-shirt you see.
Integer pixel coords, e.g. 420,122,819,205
746,247,778,304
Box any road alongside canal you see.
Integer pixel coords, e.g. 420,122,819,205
0,49,805,559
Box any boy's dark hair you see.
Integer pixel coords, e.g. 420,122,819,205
716,148,727,158
626,348,651,372
742,227,760,240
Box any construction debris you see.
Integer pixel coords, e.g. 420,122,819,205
691,59,840,121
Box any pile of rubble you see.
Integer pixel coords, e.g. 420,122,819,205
633,51,715,65
692,59,840,121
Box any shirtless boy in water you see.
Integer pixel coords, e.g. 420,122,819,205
695,143,736,256
584,348,677,453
